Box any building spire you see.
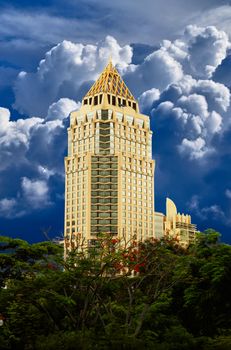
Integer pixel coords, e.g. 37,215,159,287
84,59,136,102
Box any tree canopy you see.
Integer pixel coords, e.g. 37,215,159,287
0,230,231,349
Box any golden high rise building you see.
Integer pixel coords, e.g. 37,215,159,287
64,61,155,253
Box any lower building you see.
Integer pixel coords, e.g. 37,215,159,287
154,198,197,246
154,212,164,239
164,198,197,246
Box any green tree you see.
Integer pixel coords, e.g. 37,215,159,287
0,230,231,349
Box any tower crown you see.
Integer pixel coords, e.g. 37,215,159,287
82,60,138,112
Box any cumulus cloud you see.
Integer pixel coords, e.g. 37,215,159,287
152,76,230,159
46,98,80,121
0,107,43,171
184,25,230,79
21,177,50,208
158,25,230,80
179,137,207,159
14,36,132,115
121,25,231,160
124,49,183,96
225,189,231,199
127,24,230,103
0,105,71,217
138,88,160,112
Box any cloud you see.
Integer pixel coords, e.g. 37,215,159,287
179,137,207,159
194,5,231,39
135,24,231,161
157,25,230,79
0,103,74,218
37,166,55,180
225,189,231,199
189,195,227,222
0,198,24,219
21,177,50,208
0,176,51,219
0,107,43,171
0,1,226,51
14,36,132,115
138,88,160,113
184,25,230,78
124,49,183,96
46,98,80,121
0,97,79,176
0,8,101,46
152,76,230,159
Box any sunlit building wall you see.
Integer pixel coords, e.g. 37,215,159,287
64,61,155,253
164,198,197,246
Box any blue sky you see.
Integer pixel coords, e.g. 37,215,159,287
0,0,231,243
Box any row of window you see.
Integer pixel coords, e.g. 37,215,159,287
83,94,137,111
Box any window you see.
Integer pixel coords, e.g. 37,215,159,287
94,96,98,105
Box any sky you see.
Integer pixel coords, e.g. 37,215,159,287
0,0,231,243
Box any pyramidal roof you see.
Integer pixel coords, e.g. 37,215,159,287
84,60,136,101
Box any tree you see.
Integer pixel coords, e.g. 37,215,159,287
0,230,231,349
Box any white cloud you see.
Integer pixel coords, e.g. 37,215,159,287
0,177,51,218
194,5,231,39
21,177,50,208
0,107,11,133
179,137,208,159
0,107,68,217
0,198,24,219
124,49,183,96
225,189,231,199
142,24,230,82
46,98,80,121
151,74,230,159
184,25,230,78
14,36,132,115
138,88,160,112
160,25,231,79
0,107,43,171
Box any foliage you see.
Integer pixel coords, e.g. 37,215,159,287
0,230,231,349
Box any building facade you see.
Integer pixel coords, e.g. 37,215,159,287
64,61,155,253
164,198,197,246
154,212,164,239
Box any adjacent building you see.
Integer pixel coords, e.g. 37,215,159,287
154,198,197,246
164,198,197,246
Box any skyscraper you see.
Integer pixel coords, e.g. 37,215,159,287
64,61,155,253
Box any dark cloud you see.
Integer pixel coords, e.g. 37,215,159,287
213,53,231,88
